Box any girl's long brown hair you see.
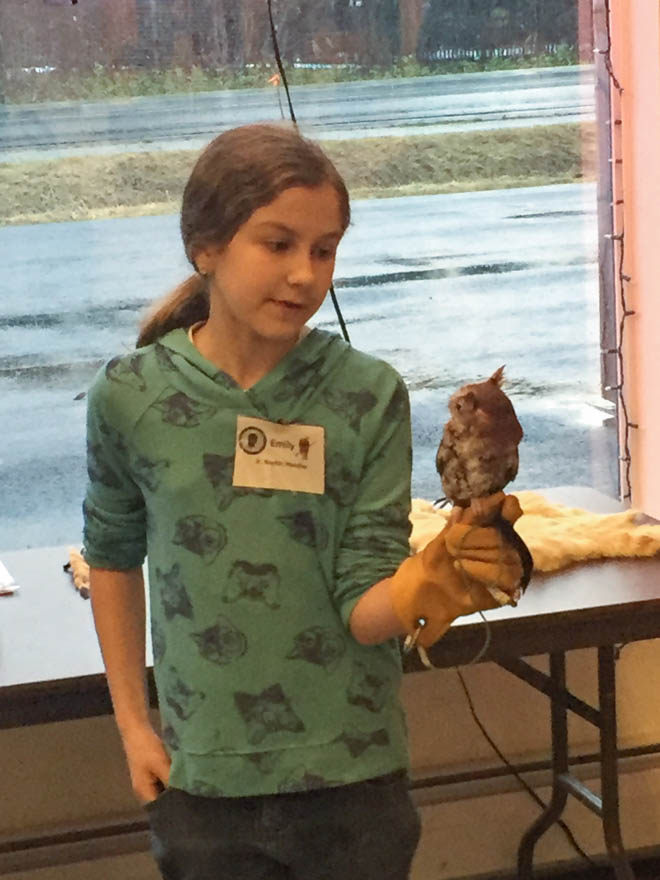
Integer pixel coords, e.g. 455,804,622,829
137,123,350,348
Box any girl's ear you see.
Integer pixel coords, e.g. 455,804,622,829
193,245,218,277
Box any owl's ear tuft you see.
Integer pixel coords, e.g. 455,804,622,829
489,365,505,387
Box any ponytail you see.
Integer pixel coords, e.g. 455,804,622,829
137,274,209,348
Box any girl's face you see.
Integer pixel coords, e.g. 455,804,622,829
196,184,345,346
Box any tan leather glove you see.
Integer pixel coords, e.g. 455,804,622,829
391,493,524,648
445,493,525,599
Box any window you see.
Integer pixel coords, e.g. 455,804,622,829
0,0,616,551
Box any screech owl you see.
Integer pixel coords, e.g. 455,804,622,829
436,365,522,509
436,366,533,594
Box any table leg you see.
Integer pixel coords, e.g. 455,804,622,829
517,653,569,880
598,645,636,880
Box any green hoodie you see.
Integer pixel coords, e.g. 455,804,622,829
84,327,412,797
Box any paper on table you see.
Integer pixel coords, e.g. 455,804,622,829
0,559,20,595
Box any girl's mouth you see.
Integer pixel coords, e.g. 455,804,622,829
272,299,303,310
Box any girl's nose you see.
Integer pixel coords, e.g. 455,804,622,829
286,251,315,287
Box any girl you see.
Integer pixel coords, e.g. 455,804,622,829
84,123,523,880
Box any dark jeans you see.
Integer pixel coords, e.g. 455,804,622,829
146,771,421,880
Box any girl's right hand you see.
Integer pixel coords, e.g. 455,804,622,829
120,723,172,806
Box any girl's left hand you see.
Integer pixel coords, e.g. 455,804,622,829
444,494,524,597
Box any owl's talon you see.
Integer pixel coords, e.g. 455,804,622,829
468,492,506,524
471,498,488,519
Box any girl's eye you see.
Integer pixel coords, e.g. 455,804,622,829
315,246,336,260
267,240,290,252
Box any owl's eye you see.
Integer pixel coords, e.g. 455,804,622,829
455,402,462,411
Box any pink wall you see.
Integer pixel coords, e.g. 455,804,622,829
610,1,660,516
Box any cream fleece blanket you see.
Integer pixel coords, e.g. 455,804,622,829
410,491,660,572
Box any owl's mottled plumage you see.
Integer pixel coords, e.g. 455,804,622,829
436,366,522,508
436,367,533,599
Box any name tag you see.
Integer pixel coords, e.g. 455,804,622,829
233,415,325,494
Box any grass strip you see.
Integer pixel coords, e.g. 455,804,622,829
6,53,578,104
0,123,595,227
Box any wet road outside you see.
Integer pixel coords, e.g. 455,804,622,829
0,182,617,551
1,66,594,161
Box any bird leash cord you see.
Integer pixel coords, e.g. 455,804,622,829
266,0,350,344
